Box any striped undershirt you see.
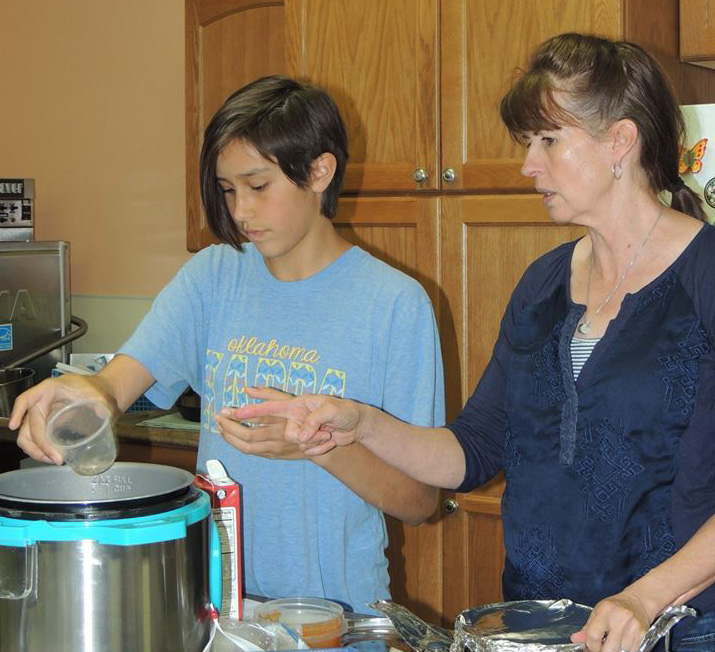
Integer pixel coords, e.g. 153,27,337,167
571,336,600,380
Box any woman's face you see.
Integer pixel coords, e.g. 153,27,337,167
520,124,614,225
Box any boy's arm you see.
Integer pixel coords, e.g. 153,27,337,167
311,443,439,525
215,391,441,524
11,354,155,463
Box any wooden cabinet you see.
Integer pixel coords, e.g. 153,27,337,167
286,0,440,192
680,0,715,69
439,0,622,192
285,0,715,195
290,0,609,192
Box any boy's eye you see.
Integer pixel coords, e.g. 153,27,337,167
542,136,555,146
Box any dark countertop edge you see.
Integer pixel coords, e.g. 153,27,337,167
115,410,200,448
0,410,200,449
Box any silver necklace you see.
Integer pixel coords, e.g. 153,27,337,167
577,208,665,335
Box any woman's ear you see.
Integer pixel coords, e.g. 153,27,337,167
309,153,337,192
610,118,639,164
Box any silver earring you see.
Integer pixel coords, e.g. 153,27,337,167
612,162,623,180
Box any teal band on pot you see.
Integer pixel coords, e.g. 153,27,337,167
0,491,210,546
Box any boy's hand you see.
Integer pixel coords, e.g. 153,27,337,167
11,374,115,465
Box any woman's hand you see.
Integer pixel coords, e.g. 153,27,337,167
9,373,118,465
228,387,366,455
571,590,655,652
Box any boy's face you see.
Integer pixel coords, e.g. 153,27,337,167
216,139,328,274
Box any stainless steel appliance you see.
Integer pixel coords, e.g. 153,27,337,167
0,178,34,242
0,463,220,652
0,241,86,382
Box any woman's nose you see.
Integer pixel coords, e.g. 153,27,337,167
520,148,539,178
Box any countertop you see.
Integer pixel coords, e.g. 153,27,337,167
115,409,200,448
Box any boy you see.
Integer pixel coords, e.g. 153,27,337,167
12,76,445,612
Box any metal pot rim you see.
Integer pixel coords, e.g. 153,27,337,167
0,462,195,508
0,367,35,387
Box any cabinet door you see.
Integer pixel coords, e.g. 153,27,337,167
285,1,440,192
439,195,584,622
186,0,286,251
680,0,715,69
335,196,443,622
440,0,620,192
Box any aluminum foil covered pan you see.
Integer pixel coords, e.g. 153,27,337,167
453,601,696,652
453,599,589,652
370,599,696,652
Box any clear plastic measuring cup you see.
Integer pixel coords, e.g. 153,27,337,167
46,399,116,476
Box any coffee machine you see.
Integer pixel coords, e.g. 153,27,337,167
0,241,87,382
0,178,34,242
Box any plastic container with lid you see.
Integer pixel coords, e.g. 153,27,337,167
253,597,347,648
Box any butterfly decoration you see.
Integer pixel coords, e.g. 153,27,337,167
679,138,708,174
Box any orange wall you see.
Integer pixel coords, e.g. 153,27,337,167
0,0,191,296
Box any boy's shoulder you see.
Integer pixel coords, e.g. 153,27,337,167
338,246,428,297
183,242,253,272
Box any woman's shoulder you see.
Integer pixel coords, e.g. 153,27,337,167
676,223,715,329
513,238,580,304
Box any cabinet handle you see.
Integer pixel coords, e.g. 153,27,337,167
442,168,457,183
443,498,459,514
412,168,428,183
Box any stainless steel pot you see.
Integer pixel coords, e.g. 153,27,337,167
0,367,35,418
0,462,220,652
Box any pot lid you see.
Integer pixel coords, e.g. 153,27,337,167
0,462,194,507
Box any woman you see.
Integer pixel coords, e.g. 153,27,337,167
231,34,715,651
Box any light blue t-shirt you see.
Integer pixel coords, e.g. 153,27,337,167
120,243,445,613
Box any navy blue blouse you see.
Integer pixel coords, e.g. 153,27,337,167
449,224,715,612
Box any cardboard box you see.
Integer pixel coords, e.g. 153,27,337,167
194,460,243,620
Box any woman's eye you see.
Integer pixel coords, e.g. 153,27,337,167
219,186,234,195
250,183,267,192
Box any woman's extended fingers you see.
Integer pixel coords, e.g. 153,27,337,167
231,398,305,422
299,431,337,456
244,386,293,401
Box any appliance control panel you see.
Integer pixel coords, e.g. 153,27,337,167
0,178,34,229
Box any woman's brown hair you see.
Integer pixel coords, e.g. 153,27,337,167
500,32,706,221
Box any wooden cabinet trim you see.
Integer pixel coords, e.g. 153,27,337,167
197,1,282,25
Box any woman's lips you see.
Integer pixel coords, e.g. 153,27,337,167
537,189,555,204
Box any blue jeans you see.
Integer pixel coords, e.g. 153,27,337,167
652,610,715,652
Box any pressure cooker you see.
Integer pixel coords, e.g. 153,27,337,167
0,462,221,652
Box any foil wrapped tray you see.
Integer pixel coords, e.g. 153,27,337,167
371,599,696,652
452,600,589,652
